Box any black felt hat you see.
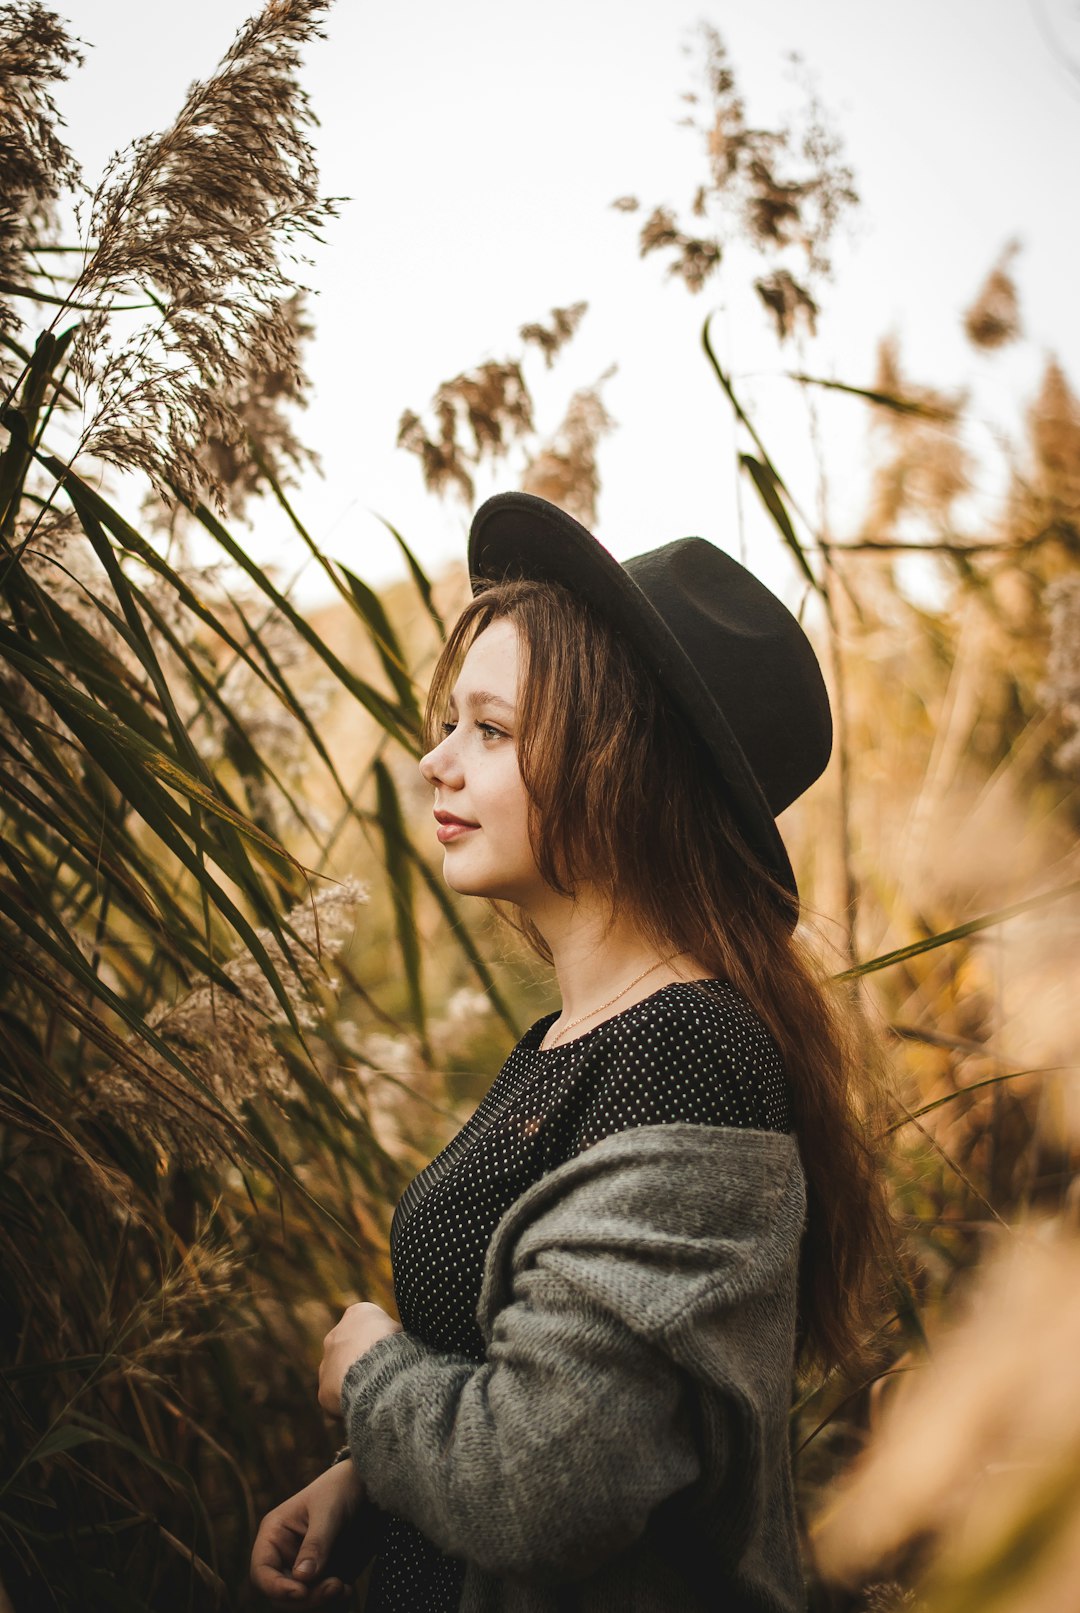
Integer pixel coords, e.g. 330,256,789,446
468,491,832,908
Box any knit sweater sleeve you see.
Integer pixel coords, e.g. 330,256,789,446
338,1244,702,1583
339,1123,803,1588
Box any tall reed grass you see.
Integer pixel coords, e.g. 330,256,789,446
626,37,1080,1610
0,5,518,1605
1,6,1077,1610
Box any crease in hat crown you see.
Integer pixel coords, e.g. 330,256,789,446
466,491,832,909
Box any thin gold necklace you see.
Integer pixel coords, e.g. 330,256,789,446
546,955,679,1048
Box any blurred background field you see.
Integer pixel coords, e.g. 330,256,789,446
1,2,1078,1609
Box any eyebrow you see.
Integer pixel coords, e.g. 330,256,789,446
449,688,516,715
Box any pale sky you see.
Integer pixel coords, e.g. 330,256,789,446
51,0,1080,608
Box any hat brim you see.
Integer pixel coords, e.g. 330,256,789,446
468,492,798,908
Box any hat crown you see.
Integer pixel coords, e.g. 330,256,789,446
623,538,831,814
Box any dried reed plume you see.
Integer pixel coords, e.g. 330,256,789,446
398,304,590,503
68,0,337,508
1012,358,1080,537
397,360,533,504
755,268,818,341
812,1225,1080,1613
963,242,1022,351
520,301,587,367
862,336,969,532
1040,575,1080,774
93,878,367,1166
857,1587,919,1613
635,204,722,294
521,373,616,527
0,2,83,369
617,25,856,338
195,291,319,520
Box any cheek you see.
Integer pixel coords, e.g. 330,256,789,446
506,785,536,862
487,765,532,847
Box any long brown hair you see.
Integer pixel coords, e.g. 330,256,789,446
425,575,902,1380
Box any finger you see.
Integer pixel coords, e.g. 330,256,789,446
290,1542,324,1580
262,1575,313,1606
310,1579,348,1605
251,1518,309,1597
255,1567,312,1603
266,1590,313,1609
261,1569,321,1609
291,1523,333,1584
269,1570,349,1609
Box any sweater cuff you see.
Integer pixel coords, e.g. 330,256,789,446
340,1331,432,1446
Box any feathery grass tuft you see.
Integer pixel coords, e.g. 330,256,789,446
66,0,338,508
0,2,83,376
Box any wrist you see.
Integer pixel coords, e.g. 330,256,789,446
320,1451,365,1503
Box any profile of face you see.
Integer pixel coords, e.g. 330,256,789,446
418,618,544,907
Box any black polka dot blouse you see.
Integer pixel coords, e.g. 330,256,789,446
361,977,794,1613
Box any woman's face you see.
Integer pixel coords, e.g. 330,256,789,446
418,618,543,906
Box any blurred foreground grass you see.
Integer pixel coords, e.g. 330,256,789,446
1,5,1078,1610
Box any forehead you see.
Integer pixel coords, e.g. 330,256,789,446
451,618,521,703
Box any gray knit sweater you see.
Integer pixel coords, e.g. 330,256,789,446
340,1122,808,1612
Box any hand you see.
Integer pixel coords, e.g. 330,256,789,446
318,1301,402,1419
250,1461,367,1606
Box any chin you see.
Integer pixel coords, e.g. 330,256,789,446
441,857,529,906
440,859,493,900
444,873,510,902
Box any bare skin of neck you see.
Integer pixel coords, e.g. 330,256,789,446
523,882,711,1051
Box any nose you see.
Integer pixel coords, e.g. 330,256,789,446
419,731,462,789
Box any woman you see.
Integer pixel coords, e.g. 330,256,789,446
250,492,897,1610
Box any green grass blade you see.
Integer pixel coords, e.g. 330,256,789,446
880,1067,1067,1135
39,451,419,749
835,880,1080,981
739,453,818,591
248,441,361,617
340,563,422,722
373,759,427,1053
0,278,147,312
0,710,236,982
36,455,306,700
1,330,75,532
221,585,360,809
786,373,956,419
0,331,80,405
185,495,421,753
19,1424,101,1466
374,513,446,635
0,773,234,994
0,625,301,868
63,495,311,969
124,575,322,845
66,497,219,779
0,682,316,1050
701,312,822,594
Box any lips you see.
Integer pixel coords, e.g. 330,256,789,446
434,809,479,844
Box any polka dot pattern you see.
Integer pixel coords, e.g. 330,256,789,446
363,978,794,1612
